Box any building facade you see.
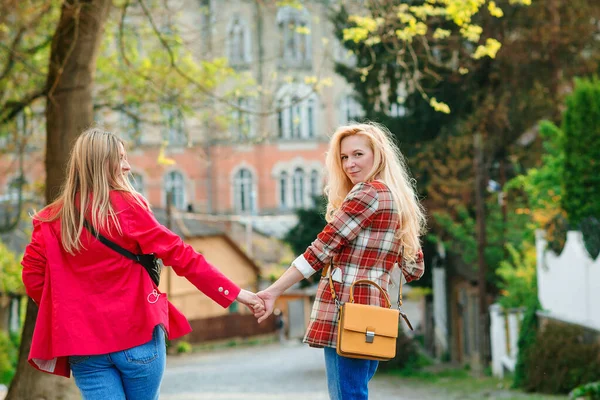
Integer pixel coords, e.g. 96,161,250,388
0,1,364,235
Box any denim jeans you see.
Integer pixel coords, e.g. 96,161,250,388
70,325,166,400
324,347,379,400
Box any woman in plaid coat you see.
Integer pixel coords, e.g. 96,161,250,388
257,122,425,399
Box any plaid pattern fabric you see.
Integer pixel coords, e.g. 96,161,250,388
300,181,425,348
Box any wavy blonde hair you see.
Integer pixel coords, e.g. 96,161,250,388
35,128,148,254
324,122,426,261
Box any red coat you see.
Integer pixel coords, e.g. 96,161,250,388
21,191,241,377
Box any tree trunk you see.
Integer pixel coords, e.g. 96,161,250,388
7,1,111,398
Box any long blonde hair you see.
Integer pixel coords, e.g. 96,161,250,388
324,122,426,261
35,128,148,254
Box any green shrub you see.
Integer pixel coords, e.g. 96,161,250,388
176,340,192,354
513,296,540,389
561,78,600,227
0,330,19,385
570,381,600,400
521,322,600,394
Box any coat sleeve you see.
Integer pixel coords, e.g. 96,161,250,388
125,200,241,308
293,182,379,278
21,219,46,305
400,248,425,283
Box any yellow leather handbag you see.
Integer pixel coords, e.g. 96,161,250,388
330,248,413,361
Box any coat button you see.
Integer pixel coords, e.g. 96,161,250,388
224,290,229,295
218,287,223,292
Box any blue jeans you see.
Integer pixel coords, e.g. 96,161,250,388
70,325,166,400
324,347,379,400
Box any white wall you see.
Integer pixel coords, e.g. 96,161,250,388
536,230,600,331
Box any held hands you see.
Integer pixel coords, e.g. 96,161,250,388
236,289,266,319
256,289,278,324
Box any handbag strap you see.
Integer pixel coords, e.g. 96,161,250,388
327,245,405,310
83,219,142,264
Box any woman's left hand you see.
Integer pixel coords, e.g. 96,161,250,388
236,289,266,319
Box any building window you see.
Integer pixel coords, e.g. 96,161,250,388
275,84,318,140
129,172,144,195
162,107,186,147
120,104,141,146
279,171,288,209
234,168,254,213
310,170,320,203
292,168,305,208
230,97,254,140
389,84,408,118
165,170,185,210
339,94,364,125
277,6,311,68
227,15,251,68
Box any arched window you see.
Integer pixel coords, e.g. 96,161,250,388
279,171,288,209
227,15,251,67
234,168,254,213
275,84,318,140
129,172,144,195
165,170,185,210
292,168,305,208
277,6,311,68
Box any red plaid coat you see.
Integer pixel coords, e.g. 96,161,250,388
292,180,425,348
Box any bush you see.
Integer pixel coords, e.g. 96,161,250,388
513,296,540,389
570,381,600,400
0,330,19,385
176,340,192,354
521,321,600,394
377,324,422,372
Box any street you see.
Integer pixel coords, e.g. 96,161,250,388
160,341,424,400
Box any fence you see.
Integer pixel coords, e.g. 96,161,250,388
536,230,600,331
184,313,277,343
489,304,524,378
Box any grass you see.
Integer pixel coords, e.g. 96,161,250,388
381,366,568,400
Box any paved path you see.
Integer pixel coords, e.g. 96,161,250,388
160,341,429,400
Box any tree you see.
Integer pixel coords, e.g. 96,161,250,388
6,1,112,398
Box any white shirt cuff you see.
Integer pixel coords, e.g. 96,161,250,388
292,254,316,279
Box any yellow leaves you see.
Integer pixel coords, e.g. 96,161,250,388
460,24,483,42
295,26,310,35
472,38,502,59
429,98,451,114
344,16,382,43
0,23,8,34
158,141,176,166
488,1,504,18
321,37,329,46
304,75,318,85
316,77,334,91
275,0,303,10
445,0,485,27
433,28,451,40
509,0,531,5
396,21,428,43
343,27,370,44
459,67,469,75
284,75,293,84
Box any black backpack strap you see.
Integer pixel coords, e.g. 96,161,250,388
83,219,141,263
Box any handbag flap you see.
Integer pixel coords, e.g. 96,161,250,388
341,303,399,338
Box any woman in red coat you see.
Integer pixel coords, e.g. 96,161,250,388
257,122,426,399
21,128,265,400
